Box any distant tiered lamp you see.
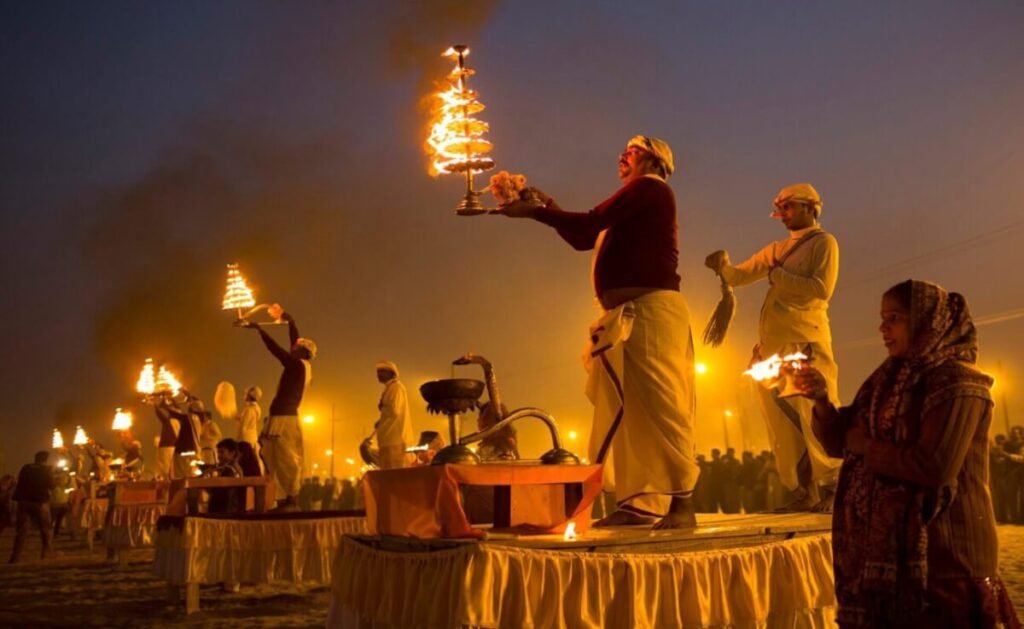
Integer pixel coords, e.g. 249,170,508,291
221,263,282,326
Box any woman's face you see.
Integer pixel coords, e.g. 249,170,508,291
880,294,912,357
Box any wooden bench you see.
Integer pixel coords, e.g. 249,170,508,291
168,476,275,516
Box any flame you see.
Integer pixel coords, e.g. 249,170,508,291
743,352,809,383
155,365,183,396
111,457,125,466
52,429,64,449
73,426,88,446
112,408,133,431
563,521,578,541
136,358,156,395
222,263,256,311
426,46,495,176
57,458,68,469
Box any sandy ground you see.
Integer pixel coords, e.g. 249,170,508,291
2,524,1024,627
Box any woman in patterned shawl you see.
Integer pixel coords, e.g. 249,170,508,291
795,280,1019,627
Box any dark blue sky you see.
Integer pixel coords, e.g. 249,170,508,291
2,1,1022,468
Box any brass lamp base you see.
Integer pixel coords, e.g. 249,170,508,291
431,444,481,465
456,189,487,216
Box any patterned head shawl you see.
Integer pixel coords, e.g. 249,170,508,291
834,280,990,627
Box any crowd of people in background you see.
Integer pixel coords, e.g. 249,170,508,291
692,448,793,514
990,426,1024,524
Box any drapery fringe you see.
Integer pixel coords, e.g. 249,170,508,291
329,533,836,629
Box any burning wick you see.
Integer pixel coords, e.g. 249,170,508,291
563,521,578,541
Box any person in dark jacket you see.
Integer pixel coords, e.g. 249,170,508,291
9,451,56,563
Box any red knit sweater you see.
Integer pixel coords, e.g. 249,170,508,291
533,176,681,297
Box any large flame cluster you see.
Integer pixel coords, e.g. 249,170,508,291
73,426,88,446
426,46,495,176
136,358,183,397
222,263,256,311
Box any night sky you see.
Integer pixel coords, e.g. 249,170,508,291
2,1,1023,472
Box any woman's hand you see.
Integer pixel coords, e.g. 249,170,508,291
793,367,829,400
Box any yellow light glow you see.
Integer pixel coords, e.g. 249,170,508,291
567,430,578,441
724,409,734,418
112,408,133,431
695,363,708,375
57,458,68,469
325,449,333,457
73,426,88,446
222,263,256,311
303,415,315,425
312,463,319,469
345,458,355,465
52,429,64,449
136,358,156,395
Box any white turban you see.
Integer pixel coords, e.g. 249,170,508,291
376,360,399,377
627,135,674,176
295,338,317,359
245,386,262,402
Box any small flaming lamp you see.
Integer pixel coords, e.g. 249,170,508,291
73,426,88,446
222,263,256,321
427,45,496,215
743,351,810,398
112,408,134,431
52,428,65,450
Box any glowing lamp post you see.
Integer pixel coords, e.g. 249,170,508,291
427,45,496,215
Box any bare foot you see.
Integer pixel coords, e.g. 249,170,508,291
653,496,697,530
594,510,655,527
810,487,835,513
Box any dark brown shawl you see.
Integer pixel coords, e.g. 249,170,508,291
833,281,992,627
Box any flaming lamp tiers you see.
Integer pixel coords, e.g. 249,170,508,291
427,45,496,215
221,262,282,326
52,429,64,449
136,358,156,396
155,365,183,397
112,408,134,431
73,426,88,446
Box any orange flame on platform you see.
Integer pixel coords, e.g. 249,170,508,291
563,521,578,541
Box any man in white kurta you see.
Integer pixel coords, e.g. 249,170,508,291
707,183,841,510
236,386,263,472
374,361,414,470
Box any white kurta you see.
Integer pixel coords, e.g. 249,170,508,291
585,290,699,517
721,225,842,489
236,402,261,446
375,379,414,470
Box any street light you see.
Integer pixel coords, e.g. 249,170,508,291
303,415,315,425
568,430,578,441
695,362,708,375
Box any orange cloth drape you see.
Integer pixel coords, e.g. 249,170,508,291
363,464,604,539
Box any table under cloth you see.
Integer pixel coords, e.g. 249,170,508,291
104,502,166,549
154,511,367,586
328,532,836,629
363,464,604,539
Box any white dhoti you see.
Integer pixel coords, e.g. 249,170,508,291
755,340,841,490
586,290,699,517
261,415,303,500
173,452,196,480
155,446,175,480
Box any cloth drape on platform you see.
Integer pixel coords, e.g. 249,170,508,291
585,290,699,516
362,465,604,539
153,515,366,585
328,533,836,629
103,503,166,549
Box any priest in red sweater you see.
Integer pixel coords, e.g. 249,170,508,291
496,136,698,529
